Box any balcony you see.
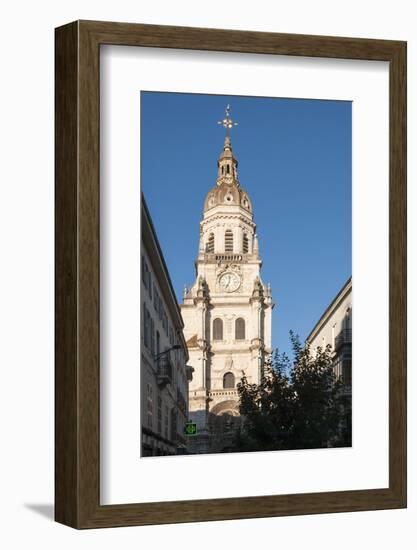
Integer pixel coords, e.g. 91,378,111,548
208,389,238,399
215,253,242,262
156,355,173,387
204,253,243,262
177,390,187,414
186,365,194,382
334,329,352,351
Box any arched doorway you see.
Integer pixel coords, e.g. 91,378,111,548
208,400,242,452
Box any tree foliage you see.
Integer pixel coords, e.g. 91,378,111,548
233,331,351,452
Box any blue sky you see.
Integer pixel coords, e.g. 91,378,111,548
141,92,351,356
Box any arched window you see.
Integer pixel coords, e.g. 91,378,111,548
243,233,249,253
226,164,230,174
235,318,245,340
223,372,235,389
213,318,223,340
207,233,214,253
225,230,233,252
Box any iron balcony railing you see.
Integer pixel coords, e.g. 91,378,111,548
177,390,187,414
186,365,194,382
334,329,352,350
156,355,173,387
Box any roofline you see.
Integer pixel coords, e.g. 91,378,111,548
306,277,352,343
141,193,188,357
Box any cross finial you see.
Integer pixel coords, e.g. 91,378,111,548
217,104,238,137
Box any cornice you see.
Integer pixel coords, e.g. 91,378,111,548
200,213,255,228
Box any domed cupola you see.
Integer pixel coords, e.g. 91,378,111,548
203,105,253,215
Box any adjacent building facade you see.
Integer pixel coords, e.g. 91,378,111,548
141,197,193,456
306,277,352,387
181,108,273,454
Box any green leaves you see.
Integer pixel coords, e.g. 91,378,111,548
232,332,351,452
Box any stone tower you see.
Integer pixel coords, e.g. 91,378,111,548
181,106,273,454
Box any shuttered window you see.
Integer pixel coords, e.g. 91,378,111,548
213,318,223,340
143,303,150,349
235,318,245,340
223,372,235,389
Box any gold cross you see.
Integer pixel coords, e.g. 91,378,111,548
217,104,238,136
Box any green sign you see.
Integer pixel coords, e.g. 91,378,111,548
184,422,197,436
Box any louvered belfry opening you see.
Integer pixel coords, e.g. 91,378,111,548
225,230,233,252
243,233,249,253
207,233,215,253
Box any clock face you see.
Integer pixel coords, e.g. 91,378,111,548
219,272,241,293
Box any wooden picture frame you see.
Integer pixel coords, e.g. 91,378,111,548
55,20,407,528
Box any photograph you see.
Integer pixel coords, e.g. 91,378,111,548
0,0,409,541
140,92,352,457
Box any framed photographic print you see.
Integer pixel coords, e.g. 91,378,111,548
55,20,407,528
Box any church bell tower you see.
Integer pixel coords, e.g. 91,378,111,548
181,106,273,454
